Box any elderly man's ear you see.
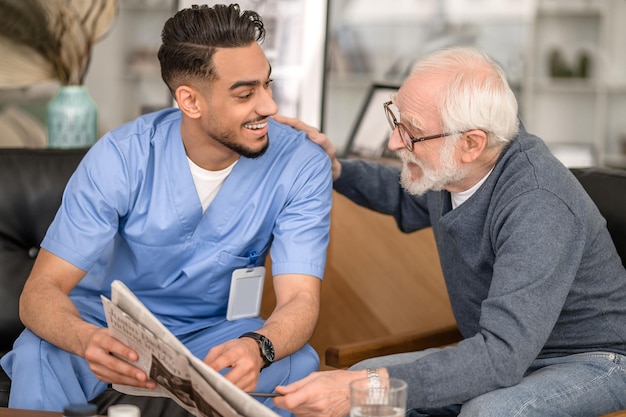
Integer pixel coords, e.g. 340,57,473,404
459,129,489,164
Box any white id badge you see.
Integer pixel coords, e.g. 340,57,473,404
226,266,266,321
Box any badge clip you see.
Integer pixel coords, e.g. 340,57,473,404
247,250,259,270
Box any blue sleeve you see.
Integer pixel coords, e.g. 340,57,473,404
41,136,131,271
269,141,333,279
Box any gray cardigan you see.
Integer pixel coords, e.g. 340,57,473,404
334,127,626,408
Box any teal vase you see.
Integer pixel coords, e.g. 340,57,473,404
47,85,98,148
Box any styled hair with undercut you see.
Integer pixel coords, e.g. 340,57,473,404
157,3,265,95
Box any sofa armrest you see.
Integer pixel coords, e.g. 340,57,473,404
325,324,463,369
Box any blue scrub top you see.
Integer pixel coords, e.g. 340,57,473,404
42,109,333,337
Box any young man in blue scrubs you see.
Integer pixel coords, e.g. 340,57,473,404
1,4,332,417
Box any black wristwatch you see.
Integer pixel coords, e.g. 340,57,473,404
239,332,275,369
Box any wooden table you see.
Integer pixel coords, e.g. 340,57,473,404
0,409,62,417
0,409,105,417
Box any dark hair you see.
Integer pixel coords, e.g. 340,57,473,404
157,3,265,94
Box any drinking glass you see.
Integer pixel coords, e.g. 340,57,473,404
350,377,407,417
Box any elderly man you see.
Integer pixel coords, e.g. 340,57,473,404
273,47,626,417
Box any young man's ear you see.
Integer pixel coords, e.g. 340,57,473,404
459,129,488,163
175,86,202,119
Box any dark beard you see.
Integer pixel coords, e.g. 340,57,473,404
222,134,270,159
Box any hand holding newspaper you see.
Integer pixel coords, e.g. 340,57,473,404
101,280,281,417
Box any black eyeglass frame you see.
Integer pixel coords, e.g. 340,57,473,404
383,100,458,151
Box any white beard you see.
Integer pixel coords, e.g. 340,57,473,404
398,139,468,196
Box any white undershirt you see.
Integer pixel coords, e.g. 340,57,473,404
451,168,494,210
187,157,237,213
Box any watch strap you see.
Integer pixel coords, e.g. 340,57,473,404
239,332,274,369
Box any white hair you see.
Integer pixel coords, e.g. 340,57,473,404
410,46,519,147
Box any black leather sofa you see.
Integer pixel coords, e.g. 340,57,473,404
0,147,88,407
570,167,626,261
0,147,625,408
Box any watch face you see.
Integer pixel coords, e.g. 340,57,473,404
261,338,275,363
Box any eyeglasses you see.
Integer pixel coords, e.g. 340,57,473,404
383,101,457,151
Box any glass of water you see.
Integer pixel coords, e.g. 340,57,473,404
350,377,407,417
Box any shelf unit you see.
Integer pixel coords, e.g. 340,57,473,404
323,0,626,167
323,0,534,155
521,0,626,167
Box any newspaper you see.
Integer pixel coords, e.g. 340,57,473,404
101,280,280,417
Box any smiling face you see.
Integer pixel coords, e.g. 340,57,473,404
181,42,278,161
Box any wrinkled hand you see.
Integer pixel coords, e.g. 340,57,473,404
273,115,342,181
273,370,362,417
83,327,156,389
204,337,263,392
